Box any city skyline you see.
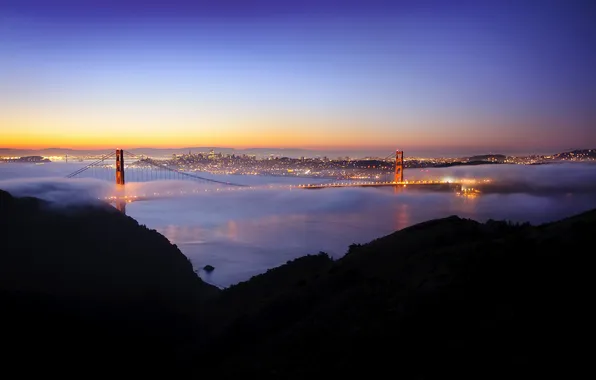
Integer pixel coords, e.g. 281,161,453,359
1,0,595,152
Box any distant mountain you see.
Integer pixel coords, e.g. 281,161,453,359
553,148,596,160
0,146,392,159
433,160,501,168
468,154,507,161
129,147,320,158
0,147,112,157
2,146,595,160
129,146,403,159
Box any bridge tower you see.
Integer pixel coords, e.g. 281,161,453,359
115,149,126,214
395,150,404,183
116,149,125,186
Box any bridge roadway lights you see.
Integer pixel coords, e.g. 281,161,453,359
297,180,464,190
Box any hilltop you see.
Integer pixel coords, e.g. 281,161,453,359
0,188,592,376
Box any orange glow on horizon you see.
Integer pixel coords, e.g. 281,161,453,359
0,132,506,152
0,116,437,150
0,111,573,152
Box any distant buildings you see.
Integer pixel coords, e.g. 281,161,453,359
120,147,594,181
4,149,593,181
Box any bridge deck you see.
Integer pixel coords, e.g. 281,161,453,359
298,180,462,189
102,181,464,206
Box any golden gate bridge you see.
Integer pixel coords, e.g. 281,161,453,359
65,149,464,213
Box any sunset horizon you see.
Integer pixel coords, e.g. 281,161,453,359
1,142,588,157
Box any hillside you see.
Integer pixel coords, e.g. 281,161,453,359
0,189,219,372
433,159,501,167
1,188,592,376
197,212,593,378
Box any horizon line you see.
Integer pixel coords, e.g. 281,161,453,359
1,146,592,156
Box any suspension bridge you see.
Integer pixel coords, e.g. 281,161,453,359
65,149,464,213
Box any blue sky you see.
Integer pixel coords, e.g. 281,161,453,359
1,0,595,153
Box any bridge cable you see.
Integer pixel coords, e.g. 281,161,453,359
122,150,248,187
65,152,116,178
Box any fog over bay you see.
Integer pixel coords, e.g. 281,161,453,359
2,161,596,287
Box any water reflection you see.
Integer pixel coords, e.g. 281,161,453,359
225,220,238,241
392,203,411,231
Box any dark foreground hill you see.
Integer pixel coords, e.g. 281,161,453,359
198,212,592,378
1,189,592,377
0,189,219,372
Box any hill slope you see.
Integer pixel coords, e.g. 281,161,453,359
198,211,593,378
0,189,219,371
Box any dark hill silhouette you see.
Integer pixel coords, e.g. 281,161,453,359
1,188,592,377
0,189,218,304
197,211,592,378
0,189,219,373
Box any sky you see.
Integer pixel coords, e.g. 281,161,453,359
1,0,595,154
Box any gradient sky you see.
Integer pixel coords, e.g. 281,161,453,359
1,0,595,153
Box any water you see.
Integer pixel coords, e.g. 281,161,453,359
2,161,596,287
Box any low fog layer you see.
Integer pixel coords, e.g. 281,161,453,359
2,162,596,287
0,177,114,205
405,163,596,194
1,162,596,204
